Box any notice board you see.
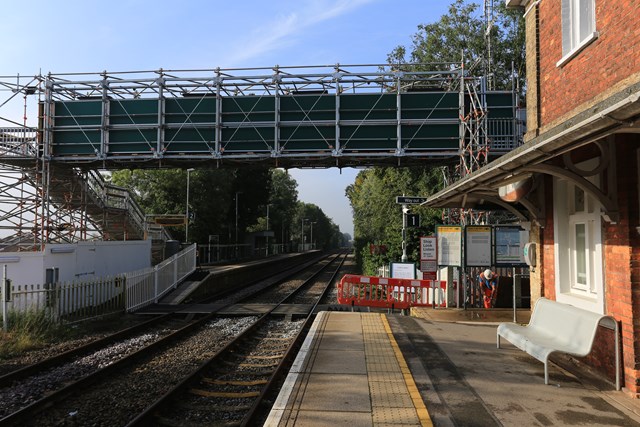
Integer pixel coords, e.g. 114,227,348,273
464,226,492,267
494,226,528,266
436,225,462,267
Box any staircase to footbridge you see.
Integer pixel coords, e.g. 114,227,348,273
0,63,522,249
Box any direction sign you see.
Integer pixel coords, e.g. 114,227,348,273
396,196,428,204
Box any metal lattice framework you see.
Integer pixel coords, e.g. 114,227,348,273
0,63,519,248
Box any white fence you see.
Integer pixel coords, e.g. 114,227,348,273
2,244,197,324
8,276,125,322
125,243,197,312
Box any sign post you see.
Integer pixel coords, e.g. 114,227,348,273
396,196,427,262
2,265,7,332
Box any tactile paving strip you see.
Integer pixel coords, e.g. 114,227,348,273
370,380,415,408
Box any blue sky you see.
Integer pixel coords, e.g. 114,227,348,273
1,0,453,237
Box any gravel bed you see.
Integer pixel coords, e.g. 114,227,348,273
0,319,190,418
18,316,258,426
0,314,150,377
159,318,305,424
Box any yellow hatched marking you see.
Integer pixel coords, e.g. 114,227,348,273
189,388,260,398
380,314,434,427
202,378,268,386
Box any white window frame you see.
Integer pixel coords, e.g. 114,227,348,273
553,159,604,313
557,0,598,67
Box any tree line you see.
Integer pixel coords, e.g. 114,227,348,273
109,167,349,251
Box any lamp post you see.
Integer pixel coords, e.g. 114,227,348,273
310,221,317,249
300,217,307,252
266,204,270,256
235,191,242,258
185,168,195,243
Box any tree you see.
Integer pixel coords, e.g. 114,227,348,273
110,166,271,244
346,167,442,275
387,0,525,97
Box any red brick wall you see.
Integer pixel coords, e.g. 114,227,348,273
542,175,555,300
538,1,640,127
602,137,640,394
539,137,640,393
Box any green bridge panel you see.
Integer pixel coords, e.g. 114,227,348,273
49,90,515,166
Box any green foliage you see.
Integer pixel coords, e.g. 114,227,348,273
387,0,526,98
291,201,344,250
110,167,271,244
346,167,443,275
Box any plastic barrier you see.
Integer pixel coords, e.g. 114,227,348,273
337,274,447,310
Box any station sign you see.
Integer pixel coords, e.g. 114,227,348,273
420,236,437,280
396,196,428,205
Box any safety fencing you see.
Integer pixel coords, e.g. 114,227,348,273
2,244,197,327
337,274,447,310
125,243,197,312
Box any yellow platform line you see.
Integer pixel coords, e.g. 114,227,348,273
381,314,433,427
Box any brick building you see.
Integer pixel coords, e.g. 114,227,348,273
426,0,640,396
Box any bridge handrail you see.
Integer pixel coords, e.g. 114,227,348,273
83,170,147,237
0,127,38,157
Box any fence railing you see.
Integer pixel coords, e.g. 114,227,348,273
2,244,197,325
8,276,125,323
125,243,197,312
0,127,38,157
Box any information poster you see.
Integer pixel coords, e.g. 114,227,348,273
494,226,528,266
464,226,492,267
420,236,437,279
436,225,462,267
390,262,416,279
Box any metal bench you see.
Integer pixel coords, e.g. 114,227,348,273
497,297,620,390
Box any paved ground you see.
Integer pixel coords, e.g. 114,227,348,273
394,309,640,426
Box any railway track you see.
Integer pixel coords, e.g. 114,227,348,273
128,251,347,426
0,251,348,426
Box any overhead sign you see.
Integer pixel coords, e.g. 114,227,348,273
436,225,462,267
464,226,492,267
494,226,528,266
396,196,428,204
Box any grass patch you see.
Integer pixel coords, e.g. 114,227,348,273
0,309,74,359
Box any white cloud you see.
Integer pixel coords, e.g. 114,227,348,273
225,0,376,65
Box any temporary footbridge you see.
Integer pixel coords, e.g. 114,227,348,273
0,63,520,247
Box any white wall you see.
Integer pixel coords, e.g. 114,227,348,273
1,240,151,286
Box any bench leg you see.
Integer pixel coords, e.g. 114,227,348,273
497,331,501,349
544,360,549,385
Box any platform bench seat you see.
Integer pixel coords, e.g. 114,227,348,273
497,297,620,390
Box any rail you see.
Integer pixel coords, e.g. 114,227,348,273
124,243,197,312
0,127,38,157
84,169,148,236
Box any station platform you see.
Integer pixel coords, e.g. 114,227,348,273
266,310,640,427
266,311,431,426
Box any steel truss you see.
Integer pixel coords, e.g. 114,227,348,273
0,63,518,247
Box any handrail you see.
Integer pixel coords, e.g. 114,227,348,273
82,169,148,238
0,127,38,157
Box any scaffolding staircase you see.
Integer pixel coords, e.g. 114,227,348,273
0,129,165,252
